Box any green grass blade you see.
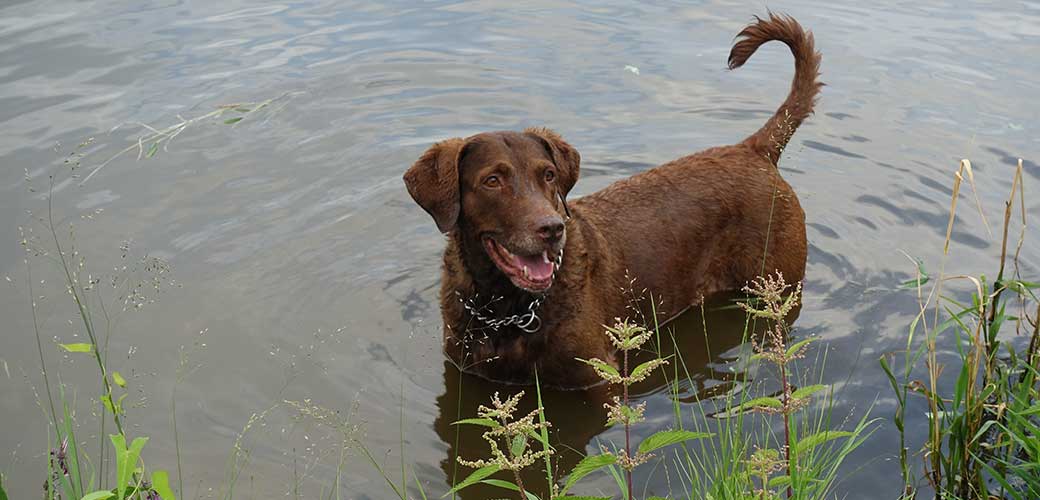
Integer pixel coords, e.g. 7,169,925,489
413,470,429,500
793,431,855,456
637,430,713,455
61,402,85,498
605,462,628,500
443,465,499,497
534,372,555,495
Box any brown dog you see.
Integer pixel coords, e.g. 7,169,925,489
404,14,820,388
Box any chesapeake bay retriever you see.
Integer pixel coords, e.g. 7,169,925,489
404,13,820,388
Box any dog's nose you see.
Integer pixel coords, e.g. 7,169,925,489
535,217,565,242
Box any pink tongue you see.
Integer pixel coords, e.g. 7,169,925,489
512,253,553,280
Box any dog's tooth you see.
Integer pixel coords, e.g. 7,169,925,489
523,265,529,278
543,252,551,264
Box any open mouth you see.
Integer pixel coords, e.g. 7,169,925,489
482,237,560,292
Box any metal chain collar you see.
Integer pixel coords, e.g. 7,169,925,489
456,248,564,334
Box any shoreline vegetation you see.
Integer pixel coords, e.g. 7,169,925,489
1,106,1036,500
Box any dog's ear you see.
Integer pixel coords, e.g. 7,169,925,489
525,127,580,196
403,137,467,233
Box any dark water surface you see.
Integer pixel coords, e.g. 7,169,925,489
1,1,1037,498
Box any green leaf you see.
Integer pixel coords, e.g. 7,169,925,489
629,357,669,381
145,142,159,158
479,479,539,500
150,470,176,500
0,474,7,500
791,384,827,400
558,453,616,497
526,428,551,449
81,491,116,500
899,276,930,289
510,434,527,456
732,397,782,413
1020,403,1040,416
100,394,115,414
233,107,252,113
878,356,903,405
793,431,854,455
110,434,149,500
115,393,128,415
480,478,518,491
111,371,126,388
110,434,128,500
768,475,792,488
443,465,498,497
898,259,930,289
223,117,243,125
126,437,148,474
60,343,93,353
785,337,817,358
637,429,712,455
451,418,499,428
575,358,620,380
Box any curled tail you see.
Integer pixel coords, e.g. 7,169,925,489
728,13,822,165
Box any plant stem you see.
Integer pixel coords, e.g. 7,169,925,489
47,179,124,436
512,469,527,500
27,260,58,426
1024,302,1040,384
623,347,633,500
172,386,183,498
780,360,793,499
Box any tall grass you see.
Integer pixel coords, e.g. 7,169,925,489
14,98,294,500
25,149,178,500
881,159,1039,500
652,278,876,500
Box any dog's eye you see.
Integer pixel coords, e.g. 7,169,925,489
482,175,501,188
544,169,556,183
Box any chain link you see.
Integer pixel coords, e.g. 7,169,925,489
456,248,564,334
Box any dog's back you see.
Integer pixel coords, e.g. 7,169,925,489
573,14,819,319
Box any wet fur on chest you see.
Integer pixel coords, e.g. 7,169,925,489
439,221,609,386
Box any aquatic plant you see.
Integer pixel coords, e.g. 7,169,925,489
448,391,554,499
882,159,1040,499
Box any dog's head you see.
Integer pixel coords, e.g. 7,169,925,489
404,128,579,292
